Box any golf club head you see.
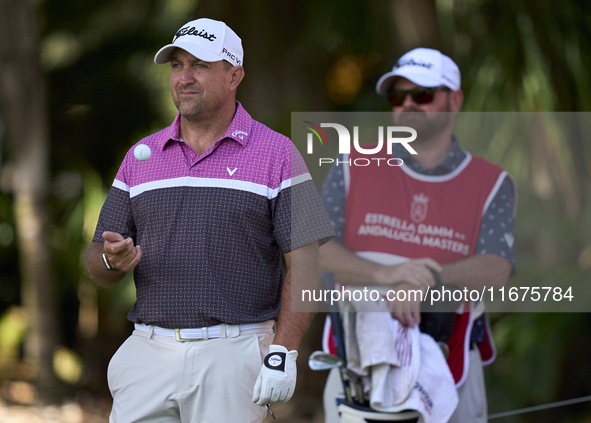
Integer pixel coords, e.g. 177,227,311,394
308,350,344,371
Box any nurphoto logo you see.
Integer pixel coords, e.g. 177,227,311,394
303,122,418,167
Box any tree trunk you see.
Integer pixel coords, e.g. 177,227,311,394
0,0,60,403
390,0,443,54
196,0,329,126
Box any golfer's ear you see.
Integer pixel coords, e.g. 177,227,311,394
229,66,244,90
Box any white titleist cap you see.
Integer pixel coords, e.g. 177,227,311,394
154,18,243,67
376,47,460,95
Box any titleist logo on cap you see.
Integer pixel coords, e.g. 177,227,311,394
395,59,433,69
173,26,217,43
154,18,243,67
375,48,461,94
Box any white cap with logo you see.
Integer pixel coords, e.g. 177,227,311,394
376,47,460,95
154,18,243,67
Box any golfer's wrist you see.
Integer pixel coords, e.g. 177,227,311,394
270,337,298,352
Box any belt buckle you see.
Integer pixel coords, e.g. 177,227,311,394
174,328,203,342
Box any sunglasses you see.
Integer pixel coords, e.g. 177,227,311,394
388,86,451,107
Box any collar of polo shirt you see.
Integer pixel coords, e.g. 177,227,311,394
159,101,253,151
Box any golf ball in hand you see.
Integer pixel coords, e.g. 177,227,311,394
134,144,151,161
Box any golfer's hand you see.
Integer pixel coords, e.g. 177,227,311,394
387,282,427,328
102,231,142,272
252,345,298,405
374,258,441,289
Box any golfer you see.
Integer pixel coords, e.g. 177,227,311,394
86,18,334,422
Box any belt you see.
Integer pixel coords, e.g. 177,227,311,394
134,321,275,342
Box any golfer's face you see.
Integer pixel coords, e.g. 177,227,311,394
170,49,232,118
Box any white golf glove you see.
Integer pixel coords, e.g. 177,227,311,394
252,344,298,405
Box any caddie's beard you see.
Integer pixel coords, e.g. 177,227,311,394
393,111,454,141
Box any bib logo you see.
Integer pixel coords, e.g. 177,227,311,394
410,193,429,223
303,122,417,167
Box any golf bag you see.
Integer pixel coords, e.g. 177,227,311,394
320,271,460,423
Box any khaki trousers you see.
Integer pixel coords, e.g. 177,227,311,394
448,347,487,423
108,328,274,423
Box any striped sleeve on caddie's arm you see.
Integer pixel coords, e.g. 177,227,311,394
92,152,137,243
271,141,335,253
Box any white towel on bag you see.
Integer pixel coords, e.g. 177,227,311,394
352,312,459,423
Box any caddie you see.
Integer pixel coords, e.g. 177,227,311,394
320,48,517,422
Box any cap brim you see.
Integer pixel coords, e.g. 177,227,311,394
154,41,223,64
375,70,445,95
375,72,397,95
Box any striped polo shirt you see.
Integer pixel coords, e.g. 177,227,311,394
93,102,334,328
